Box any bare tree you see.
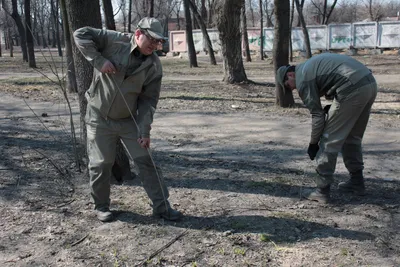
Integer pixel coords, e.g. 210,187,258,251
295,0,311,58
248,0,255,26
264,0,274,27
273,0,294,107
60,0,77,93
187,0,216,65
149,0,154,17
128,0,132,32
259,0,264,60
50,0,62,56
1,0,28,61
242,0,251,62
365,0,384,21
65,0,102,145
24,0,36,67
216,0,248,83
183,0,197,67
310,0,338,24
289,0,294,61
102,0,116,30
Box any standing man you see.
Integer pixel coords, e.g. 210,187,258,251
74,17,183,222
276,53,377,203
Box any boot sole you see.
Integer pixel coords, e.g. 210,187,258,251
338,187,366,196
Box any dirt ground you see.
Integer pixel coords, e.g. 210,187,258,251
0,50,399,267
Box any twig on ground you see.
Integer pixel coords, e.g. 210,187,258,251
70,234,89,247
135,229,189,266
56,198,76,208
32,148,65,177
16,145,28,187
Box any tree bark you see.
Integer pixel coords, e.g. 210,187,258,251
216,0,248,83
8,29,14,57
242,0,251,62
149,0,154,17
24,0,37,68
289,0,294,62
60,0,78,93
128,0,132,32
259,0,264,60
51,0,63,56
65,0,102,145
188,0,216,65
183,0,198,67
3,0,28,61
295,0,311,58
102,0,116,30
273,0,294,107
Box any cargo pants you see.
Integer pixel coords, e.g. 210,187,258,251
314,75,378,187
85,105,170,213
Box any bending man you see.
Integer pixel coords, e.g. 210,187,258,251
277,53,377,203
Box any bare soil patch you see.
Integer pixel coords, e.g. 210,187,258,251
0,52,399,267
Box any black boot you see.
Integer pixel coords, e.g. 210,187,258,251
302,185,331,204
338,170,365,196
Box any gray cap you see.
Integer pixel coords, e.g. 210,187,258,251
276,65,291,89
137,17,165,40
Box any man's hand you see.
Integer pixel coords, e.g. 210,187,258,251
307,143,319,160
100,60,117,74
323,104,331,114
137,137,150,149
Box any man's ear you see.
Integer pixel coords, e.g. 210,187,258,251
134,29,141,38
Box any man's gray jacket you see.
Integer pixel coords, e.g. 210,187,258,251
73,27,163,137
295,53,372,144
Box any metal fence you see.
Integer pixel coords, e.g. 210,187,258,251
169,21,400,53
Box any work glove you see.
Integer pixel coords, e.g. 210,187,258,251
307,143,319,160
323,104,331,114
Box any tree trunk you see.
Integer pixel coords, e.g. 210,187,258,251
60,0,78,93
201,0,207,23
51,0,63,56
149,0,154,17
102,0,116,30
216,0,248,83
249,0,255,26
259,0,264,60
0,31,2,57
242,0,251,62
52,28,57,48
128,0,132,32
289,0,294,62
33,3,40,46
8,29,14,57
295,0,311,58
7,0,28,61
265,0,274,27
188,0,216,65
5,30,10,50
24,0,37,68
183,0,198,67
273,0,294,107
65,0,102,145
41,24,47,48
66,0,132,181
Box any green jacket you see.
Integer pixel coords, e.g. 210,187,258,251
295,53,372,144
73,27,163,137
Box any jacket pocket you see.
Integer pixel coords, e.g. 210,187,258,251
87,76,101,98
